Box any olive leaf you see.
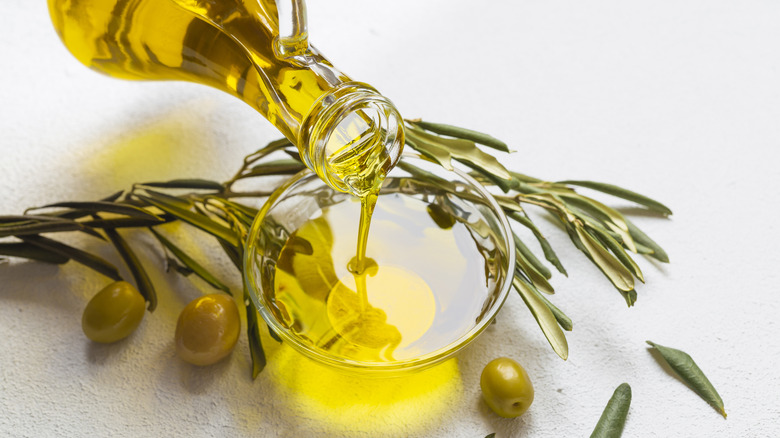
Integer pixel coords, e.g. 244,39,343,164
166,257,194,276
590,383,632,438
283,149,303,162
0,241,69,264
646,341,726,418
244,286,267,379
559,180,672,215
574,224,634,292
20,235,122,280
0,214,70,225
405,126,512,190
81,217,174,229
216,199,259,221
267,323,282,343
586,225,644,283
506,210,567,276
405,137,453,171
529,282,572,331
217,238,243,273
514,232,552,279
28,201,161,221
150,228,232,296
242,138,293,166
619,290,637,307
510,171,542,184
0,220,84,238
138,179,224,191
136,193,239,247
139,188,194,209
410,119,511,152
515,246,554,295
513,277,568,360
485,434,496,438
245,159,306,178
625,218,669,263
561,194,636,253
101,190,125,203
103,227,157,311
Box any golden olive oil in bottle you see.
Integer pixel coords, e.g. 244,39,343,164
48,0,404,198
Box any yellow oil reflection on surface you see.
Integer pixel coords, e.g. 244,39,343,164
85,120,187,187
267,344,463,436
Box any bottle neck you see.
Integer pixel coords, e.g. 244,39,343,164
298,82,405,197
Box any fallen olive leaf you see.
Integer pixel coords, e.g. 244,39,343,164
590,383,631,438
646,341,726,418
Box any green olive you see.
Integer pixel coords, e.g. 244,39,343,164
480,357,535,418
175,294,240,366
82,281,146,343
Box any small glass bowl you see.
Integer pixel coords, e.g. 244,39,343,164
243,154,515,375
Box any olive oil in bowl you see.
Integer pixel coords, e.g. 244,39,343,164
245,155,515,374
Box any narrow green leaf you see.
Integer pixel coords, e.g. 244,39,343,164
407,126,512,182
485,434,496,438
101,190,125,203
30,201,161,221
218,199,259,221
513,278,568,360
139,179,224,191
560,180,672,215
136,194,239,247
516,248,554,295
575,225,634,292
514,233,551,279
20,235,122,281
81,217,174,229
528,281,573,331
405,137,454,171
620,290,638,307
510,171,542,184
0,220,83,238
0,215,68,225
587,226,644,283
395,161,450,187
166,257,194,276
561,194,636,253
0,242,69,264
150,228,232,296
215,199,259,229
139,188,194,209
590,383,632,438
283,149,303,162
625,218,669,263
462,159,513,192
218,238,243,273
243,138,293,167
103,228,157,311
267,324,282,343
646,341,726,418
245,287,267,379
411,120,511,152
506,211,567,276
247,159,306,177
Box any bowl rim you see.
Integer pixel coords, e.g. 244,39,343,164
243,153,516,374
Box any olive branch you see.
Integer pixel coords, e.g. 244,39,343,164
0,120,670,376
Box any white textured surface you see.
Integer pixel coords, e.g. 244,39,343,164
1,1,779,437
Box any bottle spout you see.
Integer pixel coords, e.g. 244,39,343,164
274,0,309,58
299,82,405,197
